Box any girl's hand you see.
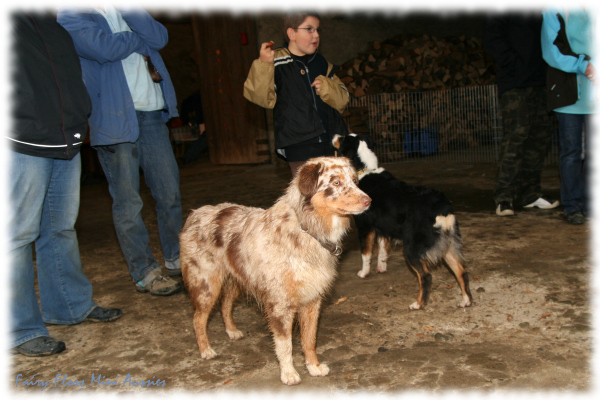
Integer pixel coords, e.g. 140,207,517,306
585,62,596,84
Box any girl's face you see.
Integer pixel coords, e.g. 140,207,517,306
287,16,320,57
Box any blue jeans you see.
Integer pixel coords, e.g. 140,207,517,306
95,111,182,282
9,151,96,348
556,112,592,216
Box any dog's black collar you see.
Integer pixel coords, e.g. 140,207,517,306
300,225,343,256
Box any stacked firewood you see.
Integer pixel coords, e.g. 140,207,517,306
337,34,496,97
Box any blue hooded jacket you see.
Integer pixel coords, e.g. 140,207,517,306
57,8,178,146
541,8,595,114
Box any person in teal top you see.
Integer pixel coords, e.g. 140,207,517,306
541,7,596,224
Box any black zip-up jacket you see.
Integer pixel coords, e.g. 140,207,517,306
244,47,349,150
9,12,91,160
483,13,547,96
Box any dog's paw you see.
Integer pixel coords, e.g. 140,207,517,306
226,329,244,340
280,369,302,386
459,298,472,308
357,270,369,278
201,347,218,360
409,302,423,310
307,363,330,377
376,263,387,273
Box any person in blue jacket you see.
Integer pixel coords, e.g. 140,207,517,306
541,7,596,225
9,12,123,357
57,6,183,294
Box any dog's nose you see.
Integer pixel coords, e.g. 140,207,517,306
362,196,372,208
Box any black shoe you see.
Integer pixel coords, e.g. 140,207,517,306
496,201,514,216
15,336,66,357
85,306,123,322
566,211,585,225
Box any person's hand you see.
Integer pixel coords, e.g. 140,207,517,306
585,62,596,84
311,79,322,93
259,41,275,63
144,56,162,82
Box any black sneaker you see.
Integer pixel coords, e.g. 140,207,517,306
496,201,514,216
85,306,123,322
566,211,585,225
15,336,66,357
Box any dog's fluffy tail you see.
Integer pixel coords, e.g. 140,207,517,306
424,214,464,266
434,214,456,233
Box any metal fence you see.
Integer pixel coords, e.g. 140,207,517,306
344,85,560,166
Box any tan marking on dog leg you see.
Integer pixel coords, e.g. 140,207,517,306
193,308,217,359
221,280,244,340
267,305,300,385
299,300,329,377
274,336,300,385
358,231,376,278
376,236,391,273
189,271,223,359
444,250,472,308
408,264,425,310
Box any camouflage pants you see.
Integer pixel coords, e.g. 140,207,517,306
494,86,554,206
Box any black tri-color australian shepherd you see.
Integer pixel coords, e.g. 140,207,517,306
333,133,472,310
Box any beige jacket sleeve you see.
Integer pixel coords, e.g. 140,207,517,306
314,62,350,114
243,58,277,109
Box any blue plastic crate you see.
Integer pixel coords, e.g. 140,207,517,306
403,128,439,156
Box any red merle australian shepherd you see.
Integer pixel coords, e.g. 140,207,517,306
180,157,371,385
333,133,472,310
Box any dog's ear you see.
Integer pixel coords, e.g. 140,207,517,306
297,162,322,197
332,134,344,149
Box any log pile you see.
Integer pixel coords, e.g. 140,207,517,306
337,33,500,162
337,34,496,97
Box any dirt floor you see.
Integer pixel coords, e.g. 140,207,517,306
9,155,594,396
